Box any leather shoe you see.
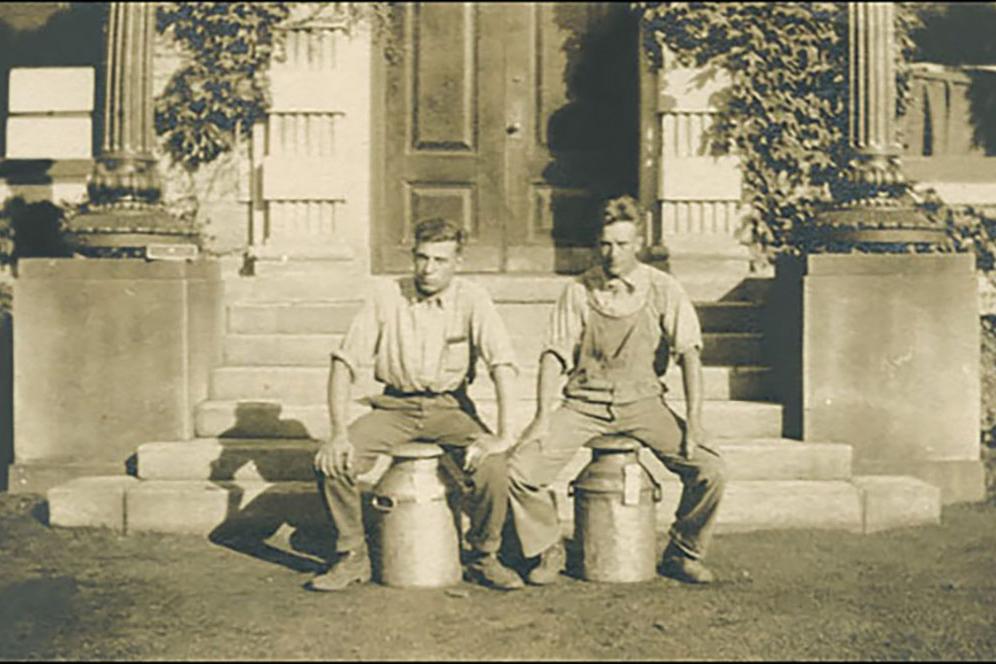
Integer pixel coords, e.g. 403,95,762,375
464,552,525,591
306,549,372,592
659,554,715,584
526,540,566,586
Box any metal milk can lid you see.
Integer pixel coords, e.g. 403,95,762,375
390,442,445,460
586,435,641,453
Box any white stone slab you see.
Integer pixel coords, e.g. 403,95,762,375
260,156,345,200
852,475,941,533
270,72,348,113
48,476,138,532
9,67,94,113
658,66,732,112
914,182,996,205
6,116,92,159
660,156,742,201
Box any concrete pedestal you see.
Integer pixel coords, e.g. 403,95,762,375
9,258,223,494
801,253,985,504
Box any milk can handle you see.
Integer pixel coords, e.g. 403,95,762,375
633,453,664,503
371,495,395,513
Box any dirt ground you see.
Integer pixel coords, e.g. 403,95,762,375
1,493,995,661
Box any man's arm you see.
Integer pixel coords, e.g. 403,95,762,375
464,363,517,472
314,293,379,481
659,275,707,458
516,350,567,447
678,348,708,458
314,358,356,482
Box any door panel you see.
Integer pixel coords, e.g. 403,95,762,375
379,2,638,273
380,3,504,271
506,3,639,272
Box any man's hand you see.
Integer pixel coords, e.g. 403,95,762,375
314,434,355,484
463,433,514,473
681,421,710,460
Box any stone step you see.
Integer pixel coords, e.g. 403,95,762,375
224,271,771,306
193,399,785,440
136,437,853,483
47,474,941,537
208,365,776,404
222,331,765,368
226,300,764,335
680,276,773,303
702,332,764,365
224,273,572,306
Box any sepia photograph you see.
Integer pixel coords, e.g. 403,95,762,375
0,1,995,660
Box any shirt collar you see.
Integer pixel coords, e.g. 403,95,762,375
402,276,458,309
596,263,645,293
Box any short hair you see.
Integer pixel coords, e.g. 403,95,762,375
413,217,465,251
600,195,645,237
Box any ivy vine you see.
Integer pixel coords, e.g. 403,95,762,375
154,2,394,173
636,2,922,263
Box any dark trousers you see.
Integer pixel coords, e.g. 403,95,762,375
316,393,509,555
508,395,726,560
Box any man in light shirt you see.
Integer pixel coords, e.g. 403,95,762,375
509,195,726,585
309,217,524,592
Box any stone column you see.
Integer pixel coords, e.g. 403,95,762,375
817,1,943,245
793,2,985,504
64,1,196,254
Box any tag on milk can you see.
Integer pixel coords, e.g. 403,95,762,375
623,465,641,505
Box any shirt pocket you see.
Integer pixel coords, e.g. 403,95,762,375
442,335,470,374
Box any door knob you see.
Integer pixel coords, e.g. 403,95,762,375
506,121,522,135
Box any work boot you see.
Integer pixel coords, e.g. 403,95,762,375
306,549,372,592
659,541,715,585
526,540,566,586
464,552,525,591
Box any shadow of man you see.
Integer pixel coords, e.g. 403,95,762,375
206,401,333,574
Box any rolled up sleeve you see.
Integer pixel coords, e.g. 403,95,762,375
662,281,703,356
470,291,519,377
541,282,585,373
331,296,379,382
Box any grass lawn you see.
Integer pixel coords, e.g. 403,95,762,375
1,492,995,661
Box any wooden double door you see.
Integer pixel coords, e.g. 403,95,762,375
377,2,639,273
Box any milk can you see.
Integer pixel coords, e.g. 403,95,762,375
370,443,462,588
569,435,662,583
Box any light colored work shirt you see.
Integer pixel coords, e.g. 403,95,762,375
332,276,519,394
543,262,703,373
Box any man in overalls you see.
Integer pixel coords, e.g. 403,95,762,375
309,217,524,592
509,195,726,585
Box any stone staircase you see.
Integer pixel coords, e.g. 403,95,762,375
47,264,943,542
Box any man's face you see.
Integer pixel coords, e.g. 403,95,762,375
597,221,642,277
412,240,462,295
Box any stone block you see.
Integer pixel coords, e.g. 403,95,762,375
47,476,138,531
125,480,325,536
6,116,92,159
858,458,986,505
8,67,94,113
852,475,941,533
802,254,983,502
697,480,863,533
659,156,742,201
137,438,317,482
8,461,126,496
13,259,223,471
